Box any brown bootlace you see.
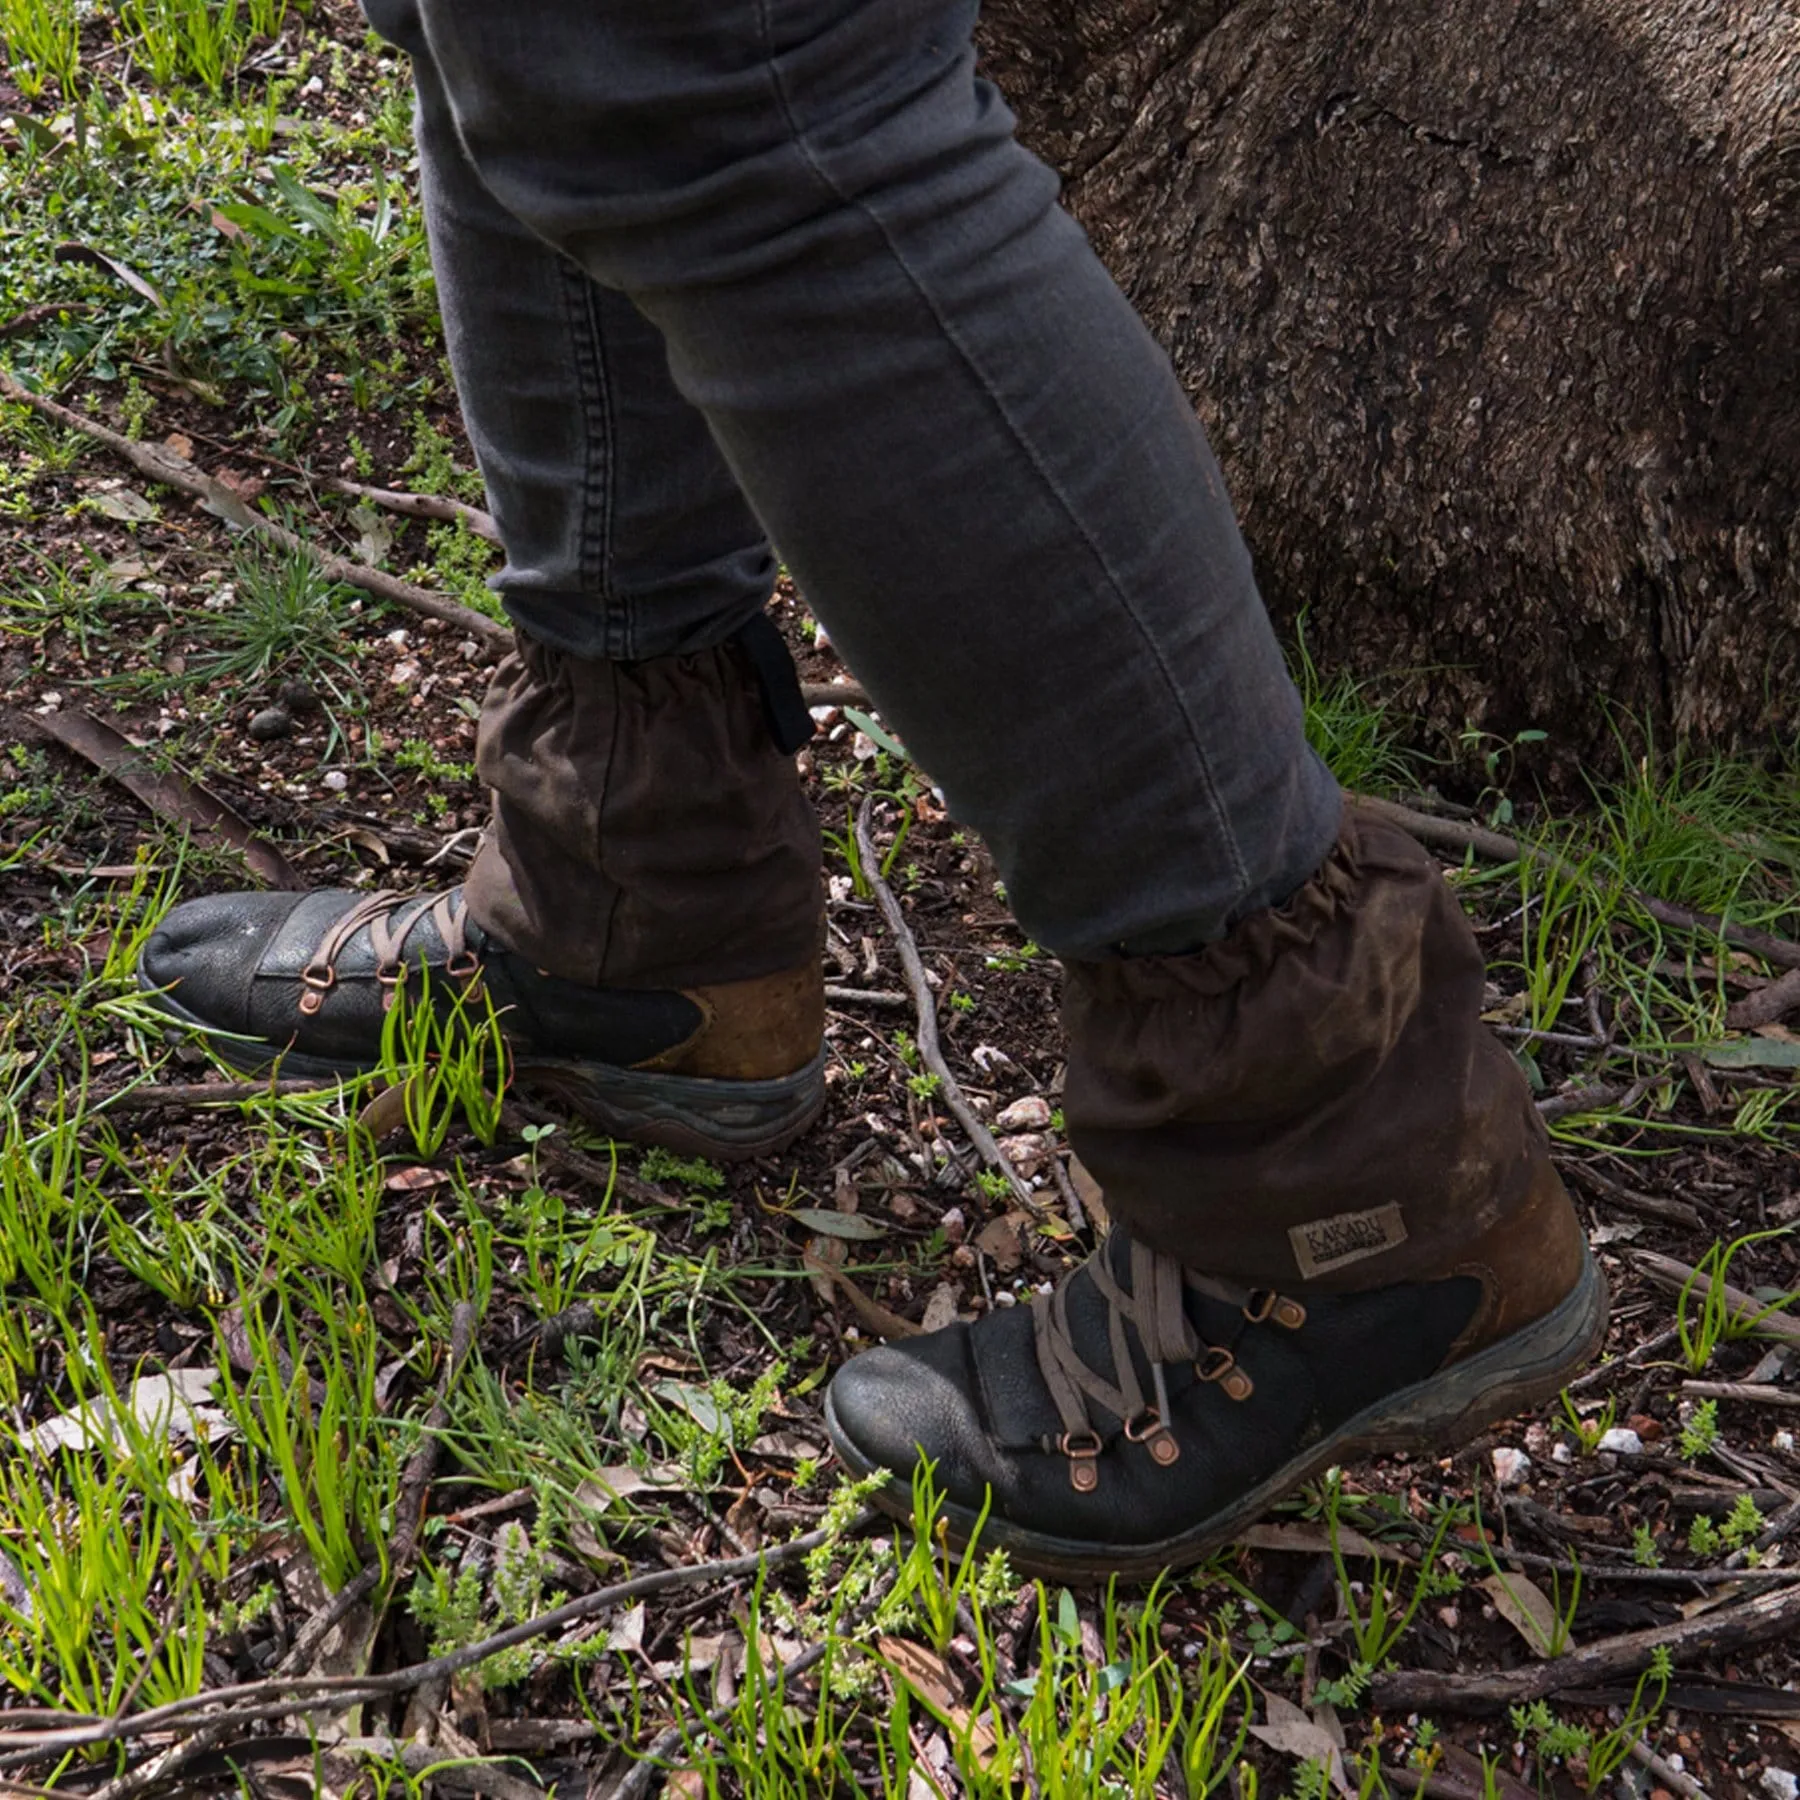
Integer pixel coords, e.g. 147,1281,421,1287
1030,1237,1308,1492
297,890,482,1016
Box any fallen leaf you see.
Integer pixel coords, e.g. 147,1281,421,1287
607,1603,646,1653
27,1368,230,1455
1479,1571,1562,1657
30,704,302,890
53,241,165,307
652,1381,728,1437
790,1206,884,1241
1703,1038,1800,1070
82,483,159,523
383,1166,449,1193
1248,1692,1352,1796
1237,1521,1410,1563
878,1638,998,1758
803,1246,921,1339
973,1212,1029,1272
919,1283,961,1333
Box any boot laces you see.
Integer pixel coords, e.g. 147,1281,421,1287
298,890,481,1016
1029,1236,1307,1492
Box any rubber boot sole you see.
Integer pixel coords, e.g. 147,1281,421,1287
826,1247,1609,1582
141,983,825,1162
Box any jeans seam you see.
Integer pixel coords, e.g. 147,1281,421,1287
560,256,631,660
751,0,1248,902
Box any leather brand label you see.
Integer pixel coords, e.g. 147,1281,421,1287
1289,1203,1408,1279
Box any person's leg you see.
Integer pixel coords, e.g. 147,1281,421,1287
398,0,1340,961
389,0,1601,1574
137,0,827,1159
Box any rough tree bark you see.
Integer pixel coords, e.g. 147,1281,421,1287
977,0,1800,764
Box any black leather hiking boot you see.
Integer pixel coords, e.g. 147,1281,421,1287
824,806,1609,1573
139,618,826,1160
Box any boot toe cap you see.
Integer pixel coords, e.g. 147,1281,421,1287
825,1334,1005,1510
139,891,307,1032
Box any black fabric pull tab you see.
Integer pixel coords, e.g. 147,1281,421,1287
732,611,815,756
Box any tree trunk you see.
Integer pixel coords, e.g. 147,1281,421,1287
977,0,1800,766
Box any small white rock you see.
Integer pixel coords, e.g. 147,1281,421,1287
996,1094,1054,1133
1597,1427,1644,1456
322,770,349,792
1491,1447,1532,1489
1552,1441,1574,1464
1760,1767,1798,1800
1775,1430,1795,1453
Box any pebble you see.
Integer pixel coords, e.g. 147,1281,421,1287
996,1094,1054,1132
1597,1427,1644,1456
247,707,292,742
322,770,349,793
1761,1768,1798,1800
276,678,320,714
1491,1447,1532,1488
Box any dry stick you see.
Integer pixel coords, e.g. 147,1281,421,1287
0,370,512,653
606,1639,834,1800
1370,1577,1800,1714
9,372,875,715
1727,964,1800,1029
1557,1158,1705,1231
1629,1739,1712,1800
83,1306,483,1800
606,1568,896,1800
1682,1379,1800,1410
1354,794,1800,971
1631,1249,1800,1349
497,1099,681,1211
823,985,912,1010
100,1076,355,1112
854,796,1044,1222
329,478,500,541
0,1517,872,1773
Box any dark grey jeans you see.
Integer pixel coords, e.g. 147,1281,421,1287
360,0,1341,959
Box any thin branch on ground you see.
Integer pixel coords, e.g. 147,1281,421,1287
1558,1159,1706,1230
855,796,1046,1222
1370,1578,1800,1713
329,478,500,541
0,369,512,653
0,1515,873,1774
1353,794,1800,971
1631,1249,1800,1348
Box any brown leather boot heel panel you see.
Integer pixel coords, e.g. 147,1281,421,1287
637,964,826,1081
1447,1160,1591,1361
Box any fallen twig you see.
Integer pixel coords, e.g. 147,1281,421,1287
1537,1074,1656,1124
1353,794,1800,971
330,477,500,540
1682,1379,1800,1410
823,985,912,1010
1628,1739,1711,1800
1726,965,1800,1029
497,1099,681,1210
0,1516,873,1772
1563,1325,1683,1393
1369,1578,1800,1713
100,1076,356,1112
0,369,512,653
1558,1159,1705,1230
855,796,1044,1222
1631,1249,1800,1348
